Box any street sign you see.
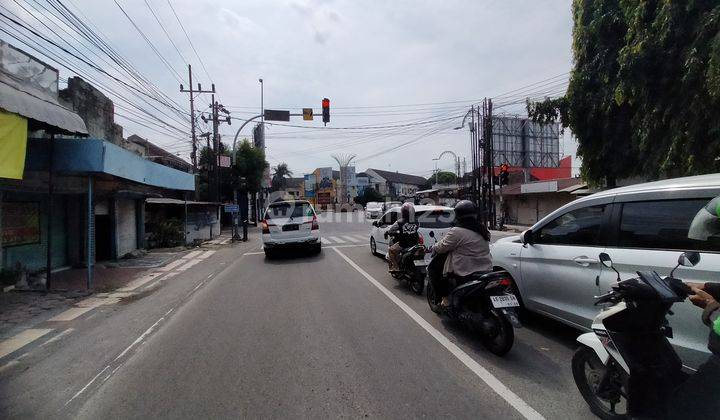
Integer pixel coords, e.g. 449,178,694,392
218,155,231,168
302,108,313,121
224,204,239,213
264,109,290,121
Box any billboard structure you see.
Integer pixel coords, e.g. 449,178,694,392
491,117,560,168
303,173,316,197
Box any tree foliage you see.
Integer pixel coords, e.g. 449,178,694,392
233,139,268,193
528,0,720,186
271,162,293,191
355,188,384,206
434,171,457,185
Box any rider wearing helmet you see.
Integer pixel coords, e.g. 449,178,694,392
385,202,419,272
429,200,493,307
668,196,720,419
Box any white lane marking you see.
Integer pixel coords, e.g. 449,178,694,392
327,236,343,244
197,250,216,259
243,251,265,256
342,235,362,243
65,365,110,406
320,237,331,245
157,258,186,272
352,234,369,242
328,244,366,249
117,273,163,292
40,328,75,347
175,258,202,272
48,307,94,322
0,329,53,359
332,247,545,420
113,315,166,362
184,250,203,259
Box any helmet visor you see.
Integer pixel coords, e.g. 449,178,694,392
688,197,720,241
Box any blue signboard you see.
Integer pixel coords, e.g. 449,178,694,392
224,204,239,213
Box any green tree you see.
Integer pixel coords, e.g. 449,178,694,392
528,0,720,186
355,188,384,206
271,162,293,191
233,139,268,193
434,171,457,185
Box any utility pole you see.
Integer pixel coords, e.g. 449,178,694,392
180,65,215,170
203,98,231,203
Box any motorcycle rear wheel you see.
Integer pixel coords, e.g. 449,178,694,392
571,346,627,420
426,282,442,314
410,268,424,295
480,310,514,356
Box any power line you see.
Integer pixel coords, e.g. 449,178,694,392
166,0,213,83
142,0,188,65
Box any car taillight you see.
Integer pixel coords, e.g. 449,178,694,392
261,220,270,234
311,215,319,230
499,278,512,287
418,235,424,245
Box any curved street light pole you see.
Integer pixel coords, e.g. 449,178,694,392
232,114,263,158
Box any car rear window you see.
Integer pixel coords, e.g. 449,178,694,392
265,202,314,219
618,199,719,252
417,210,454,228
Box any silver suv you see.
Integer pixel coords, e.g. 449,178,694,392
491,174,720,368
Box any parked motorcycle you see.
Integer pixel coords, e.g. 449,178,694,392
572,251,700,419
425,251,522,356
385,232,427,295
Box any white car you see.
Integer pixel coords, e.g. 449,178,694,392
261,200,321,257
491,174,720,369
365,201,384,219
369,205,455,259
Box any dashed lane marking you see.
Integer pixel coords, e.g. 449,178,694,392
0,329,53,359
40,328,75,347
184,250,203,259
197,250,216,259
332,247,545,420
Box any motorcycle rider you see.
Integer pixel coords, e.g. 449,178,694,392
667,196,720,419
385,202,419,272
429,200,493,307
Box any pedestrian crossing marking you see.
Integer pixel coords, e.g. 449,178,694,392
342,236,362,243
320,238,331,245
327,236,342,244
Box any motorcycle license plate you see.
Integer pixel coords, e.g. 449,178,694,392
490,294,519,308
413,259,428,267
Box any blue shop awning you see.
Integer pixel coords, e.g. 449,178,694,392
26,138,195,191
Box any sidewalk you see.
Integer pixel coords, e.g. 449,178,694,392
0,229,258,346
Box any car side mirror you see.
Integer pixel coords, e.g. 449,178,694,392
372,220,380,227
678,251,700,267
599,253,613,269
520,229,533,245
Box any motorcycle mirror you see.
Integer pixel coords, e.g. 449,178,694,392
429,231,435,238
679,251,701,267
599,253,613,269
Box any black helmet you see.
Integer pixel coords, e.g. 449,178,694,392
454,200,477,220
400,202,415,221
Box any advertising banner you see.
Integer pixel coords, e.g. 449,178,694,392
1,202,40,246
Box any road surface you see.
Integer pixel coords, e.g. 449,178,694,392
0,214,594,419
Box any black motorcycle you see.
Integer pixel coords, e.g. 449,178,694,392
386,231,427,295
425,252,522,356
572,251,703,419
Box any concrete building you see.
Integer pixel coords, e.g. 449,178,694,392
364,169,427,200
498,178,587,226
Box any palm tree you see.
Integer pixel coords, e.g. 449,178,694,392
271,162,293,191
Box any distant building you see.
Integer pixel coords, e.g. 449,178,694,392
364,169,427,199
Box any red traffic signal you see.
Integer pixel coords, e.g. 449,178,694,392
322,98,330,125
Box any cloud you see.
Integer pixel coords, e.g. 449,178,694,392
289,0,341,44
218,8,263,34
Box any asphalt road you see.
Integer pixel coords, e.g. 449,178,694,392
0,216,595,419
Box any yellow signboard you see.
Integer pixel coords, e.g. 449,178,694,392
0,111,28,180
302,108,313,121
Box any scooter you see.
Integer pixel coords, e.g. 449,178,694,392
425,251,522,356
385,232,427,295
572,251,700,419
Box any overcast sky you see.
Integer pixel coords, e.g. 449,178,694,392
5,0,575,177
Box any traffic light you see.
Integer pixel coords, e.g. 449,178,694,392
322,98,330,126
499,163,509,185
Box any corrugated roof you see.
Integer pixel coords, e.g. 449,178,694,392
146,198,221,205
0,79,87,134
367,168,427,185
